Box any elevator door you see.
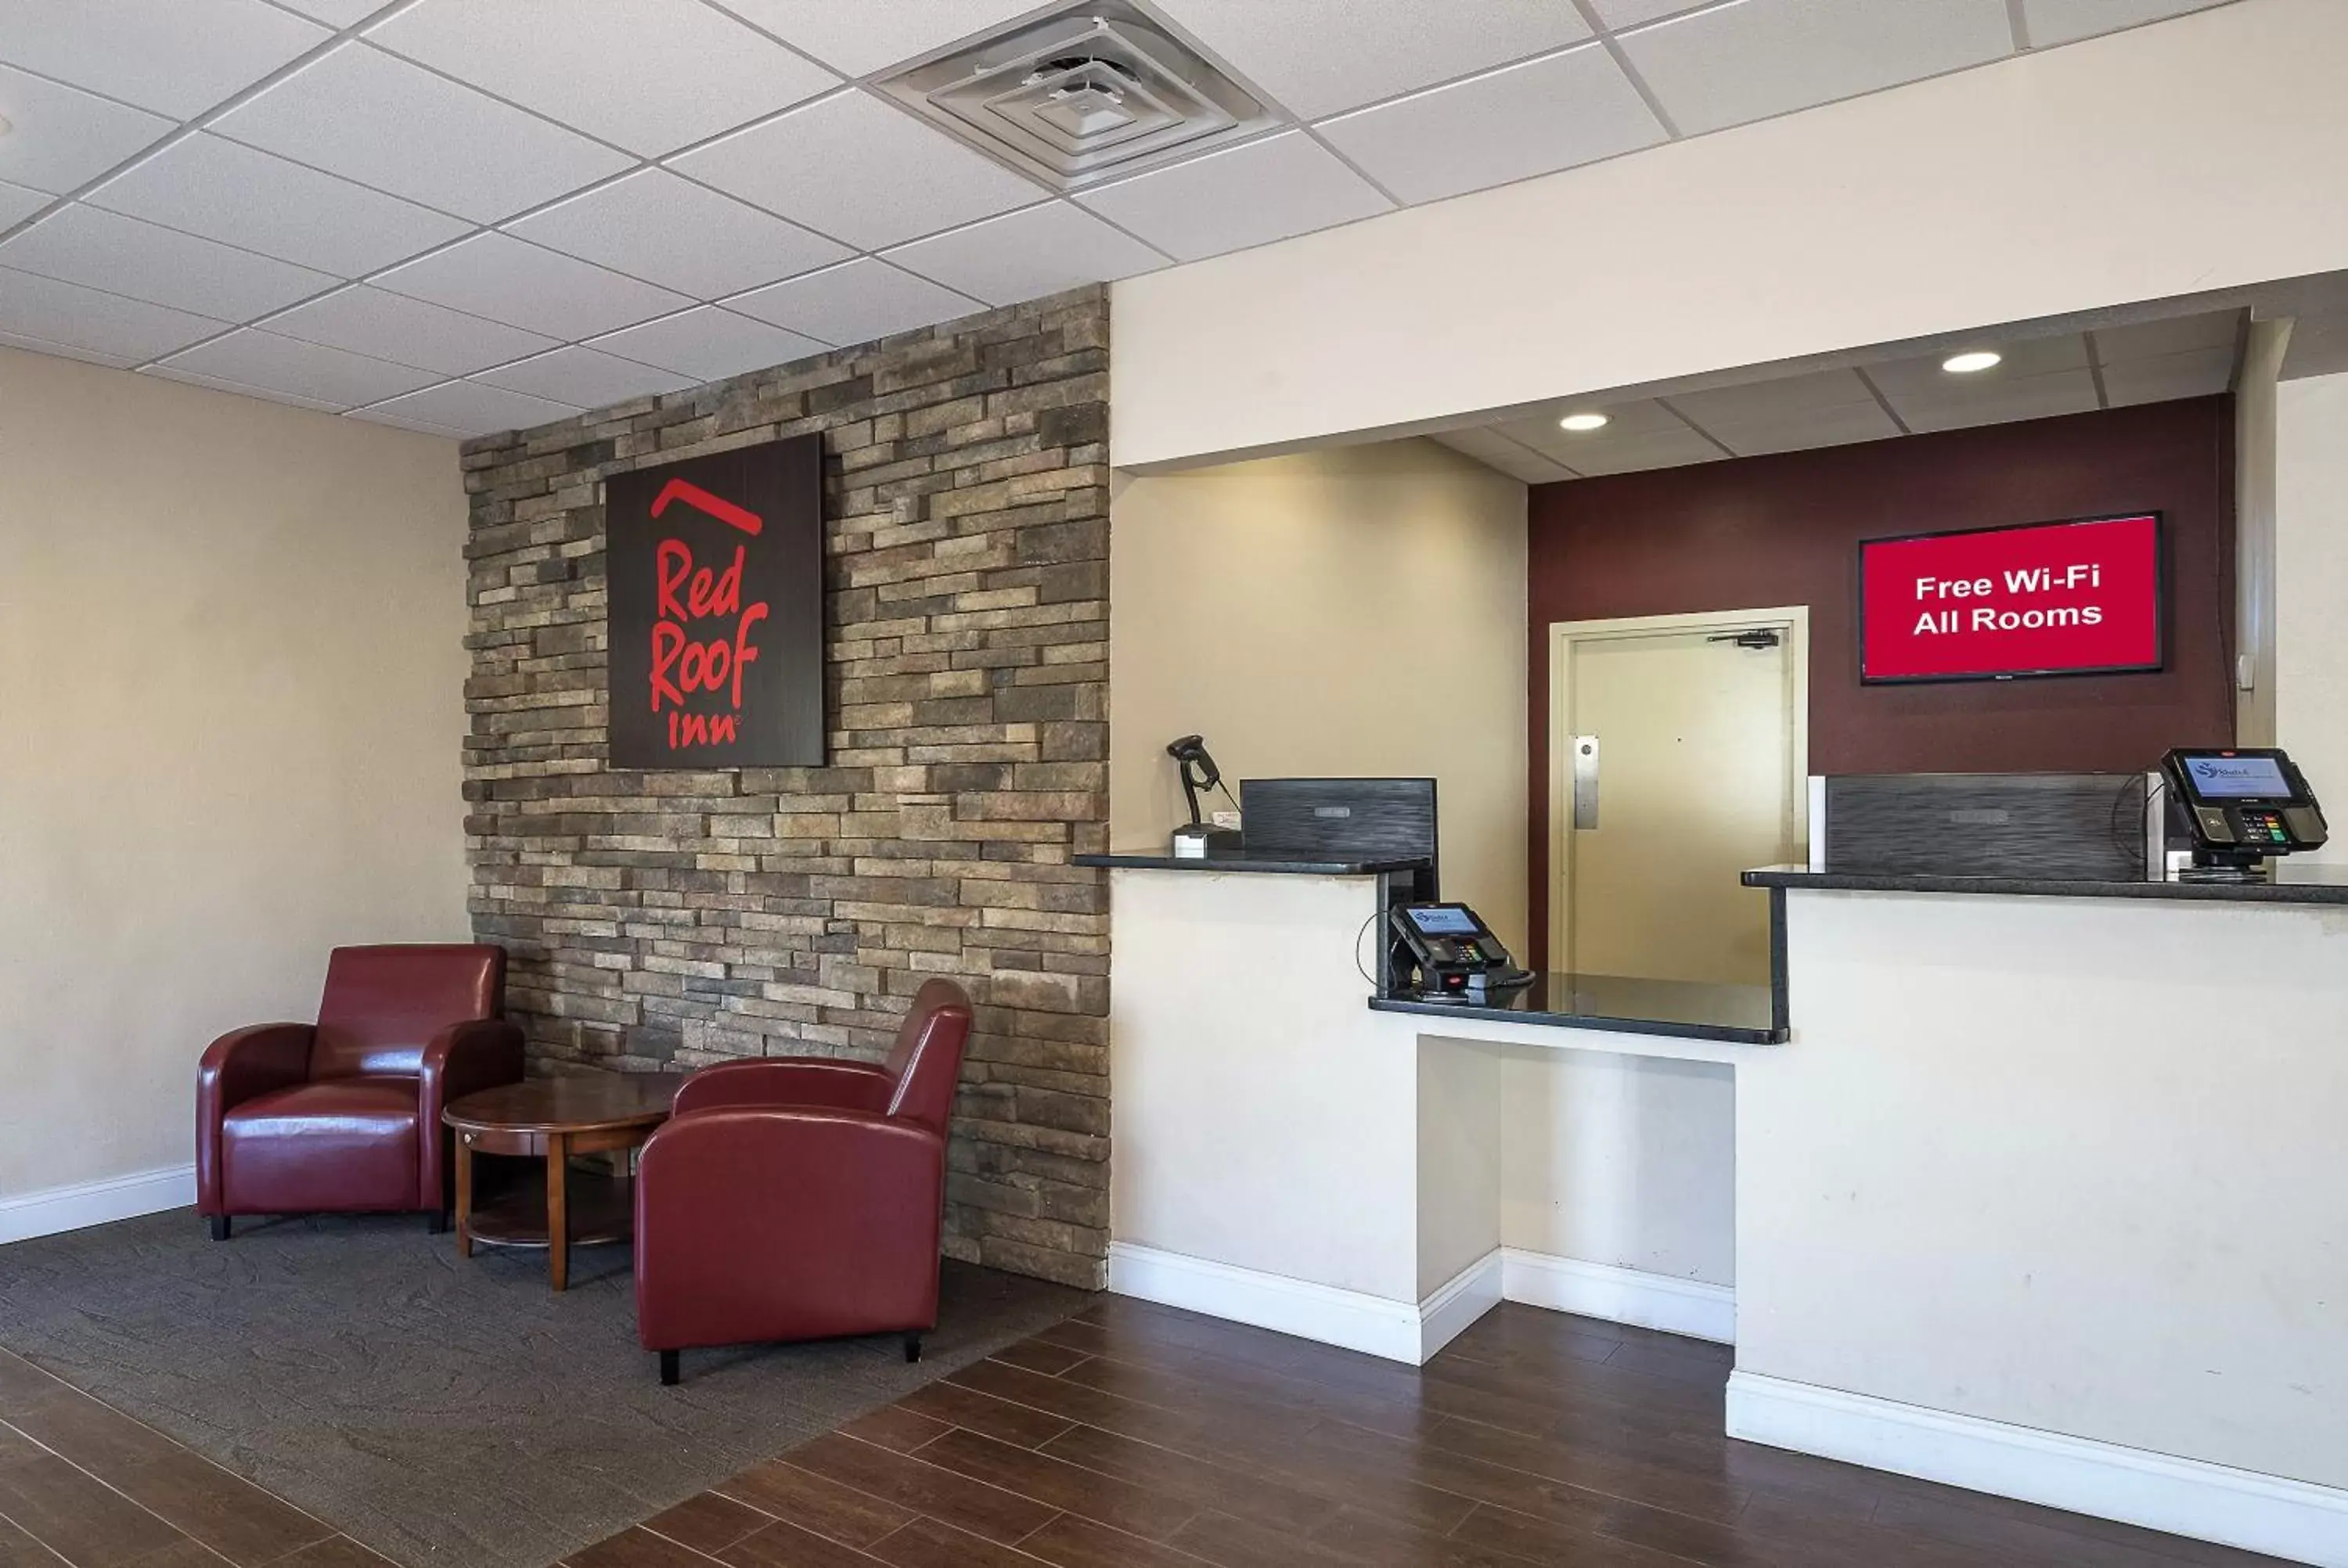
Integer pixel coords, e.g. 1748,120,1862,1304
1558,616,1802,986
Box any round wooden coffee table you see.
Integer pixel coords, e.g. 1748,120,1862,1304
443,1075,677,1291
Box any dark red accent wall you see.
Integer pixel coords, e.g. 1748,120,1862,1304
1526,396,2235,961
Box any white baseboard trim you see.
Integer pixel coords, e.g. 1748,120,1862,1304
1501,1248,1737,1345
1108,1242,1437,1362
1727,1372,2348,1568
1109,1243,1731,1365
1417,1251,1504,1362
0,1164,194,1246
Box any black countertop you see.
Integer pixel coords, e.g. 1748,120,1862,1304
1370,972,1785,1045
1076,851,1434,876
1745,862,2348,904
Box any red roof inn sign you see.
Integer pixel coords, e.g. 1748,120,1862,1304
607,436,824,768
1859,512,2164,684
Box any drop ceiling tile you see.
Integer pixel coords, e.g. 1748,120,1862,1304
2100,346,2234,407
0,264,226,360
141,364,347,412
473,344,693,408
0,0,327,118
1500,398,1722,471
0,63,175,195
0,328,143,369
727,257,979,347
2022,0,2227,48
1158,0,1591,120
505,169,851,299
362,379,582,437
1429,426,1576,484
157,327,440,408
367,0,837,158
1075,131,1392,263
212,44,632,223
1696,398,1904,455
86,134,470,276
713,0,1042,77
2091,309,2239,362
0,178,47,228
265,285,559,376
1862,332,2087,401
373,232,693,341
884,203,1165,307
275,0,387,23
1885,368,2101,432
669,89,1046,250
1618,0,2014,138
344,407,474,437
590,306,829,382
1667,367,1883,424
1317,43,1664,207
1590,0,1713,26
0,204,336,320
1546,427,1725,477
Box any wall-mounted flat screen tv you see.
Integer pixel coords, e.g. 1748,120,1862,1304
1859,512,2164,684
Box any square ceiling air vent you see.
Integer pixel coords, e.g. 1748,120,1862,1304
873,1,1279,192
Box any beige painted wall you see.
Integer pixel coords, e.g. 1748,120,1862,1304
2275,368,2348,865
1109,440,1529,951
1111,0,2348,469
0,348,471,1210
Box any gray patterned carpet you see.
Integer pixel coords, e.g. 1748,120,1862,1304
0,1208,1088,1568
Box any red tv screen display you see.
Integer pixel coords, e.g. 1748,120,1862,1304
1860,512,2163,683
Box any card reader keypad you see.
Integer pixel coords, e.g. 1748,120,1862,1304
2238,807,2292,846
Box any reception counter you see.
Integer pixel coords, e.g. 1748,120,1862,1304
1089,851,2348,1566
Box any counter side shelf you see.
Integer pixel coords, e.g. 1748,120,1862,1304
1369,972,1785,1045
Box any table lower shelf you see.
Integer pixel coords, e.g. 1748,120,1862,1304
465,1165,632,1250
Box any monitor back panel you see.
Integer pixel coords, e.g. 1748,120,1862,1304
1240,777,1439,882
1821,772,2146,879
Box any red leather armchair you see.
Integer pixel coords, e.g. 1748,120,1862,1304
196,944,522,1239
635,977,974,1384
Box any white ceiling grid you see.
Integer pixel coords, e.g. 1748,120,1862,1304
1444,309,2245,483
0,0,2235,438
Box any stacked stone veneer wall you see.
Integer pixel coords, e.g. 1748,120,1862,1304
460,287,1111,1287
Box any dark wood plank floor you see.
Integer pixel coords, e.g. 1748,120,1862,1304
567,1297,2294,1568
0,1347,393,1568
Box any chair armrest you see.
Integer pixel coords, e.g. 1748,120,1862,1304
196,1023,314,1215
200,1023,314,1113
635,1109,947,1349
672,1057,892,1116
417,1019,526,1210
419,1019,527,1112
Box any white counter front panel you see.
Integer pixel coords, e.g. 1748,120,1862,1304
1107,869,1423,1303
1741,889,2348,1493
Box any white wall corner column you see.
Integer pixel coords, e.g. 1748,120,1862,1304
2275,368,2348,864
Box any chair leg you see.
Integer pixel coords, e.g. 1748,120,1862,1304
208,1215,231,1242
426,1209,446,1235
659,1350,680,1386
904,1333,923,1365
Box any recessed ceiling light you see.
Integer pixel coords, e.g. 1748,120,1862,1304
1558,412,1609,432
1942,351,2002,374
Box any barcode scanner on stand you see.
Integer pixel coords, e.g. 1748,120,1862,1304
1166,735,1243,859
